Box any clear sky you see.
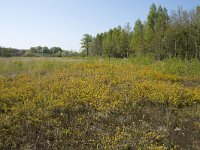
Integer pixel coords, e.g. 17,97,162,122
0,0,199,51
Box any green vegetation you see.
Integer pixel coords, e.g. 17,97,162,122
0,57,200,149
0,2,200,150
82,4,200,60
0,46,80,57
1,4,200,60
0,47,26,57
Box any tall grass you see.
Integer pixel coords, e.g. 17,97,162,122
0,57,84,75
1,56,200,78
157,58,200,77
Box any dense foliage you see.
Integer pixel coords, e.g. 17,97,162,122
82,4,200,60
0,46,80,57
0,47,26,57
0,57,200,149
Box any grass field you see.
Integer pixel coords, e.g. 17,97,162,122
0,57,200,149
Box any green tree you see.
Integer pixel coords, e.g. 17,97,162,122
112,26,122,57
146,3,157,40
131,19,144,55
154,6,169,59
30,47,37,53
42,47,50,54
90,33,104,56
102,30,113,57
122,23,132,57
50,47,62,54
192,6,200,59
81,34,93,56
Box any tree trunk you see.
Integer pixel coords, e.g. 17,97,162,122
86,48,89,56
174,40,177,57
195,39,198,59
185,32,189,61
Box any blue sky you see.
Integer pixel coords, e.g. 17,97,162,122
0,0,199,51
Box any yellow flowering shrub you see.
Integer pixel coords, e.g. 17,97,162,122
0,58,199,149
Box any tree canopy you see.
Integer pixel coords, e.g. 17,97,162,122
81,4,200,60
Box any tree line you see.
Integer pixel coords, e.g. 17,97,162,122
0,46,80,57
81,4,200,60
0,47,26,57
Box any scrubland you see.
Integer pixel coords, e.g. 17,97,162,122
0,57,200,149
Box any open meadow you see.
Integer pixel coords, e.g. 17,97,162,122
0,57,200,149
